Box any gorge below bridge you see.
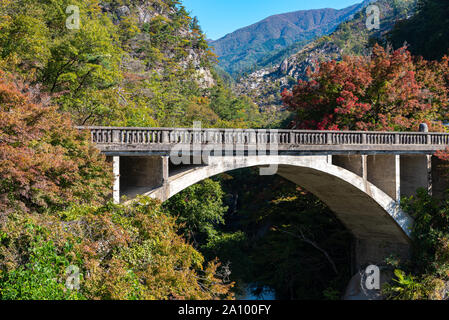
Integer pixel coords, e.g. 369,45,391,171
79,126,449,297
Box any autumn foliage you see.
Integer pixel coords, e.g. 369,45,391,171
282,45,449,131
0,198,234,300
0,72,233,300
0,71,112,215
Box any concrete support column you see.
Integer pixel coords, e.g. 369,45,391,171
395,155,401,201
113,156,120,204
400,155,431,198
367,155,400,201
162,156,169,185
362,155,368,180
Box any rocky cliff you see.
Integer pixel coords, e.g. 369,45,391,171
101,0,216,89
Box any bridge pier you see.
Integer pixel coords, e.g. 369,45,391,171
332,155,366,178
113,156,120,204
334,154,432,201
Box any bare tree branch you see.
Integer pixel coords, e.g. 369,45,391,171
273,226,339,275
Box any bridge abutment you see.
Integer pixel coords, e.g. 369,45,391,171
117,156,169,202
344,238,411,300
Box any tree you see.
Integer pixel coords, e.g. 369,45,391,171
0,71,112,215
194,169,353,300
383,187,449,300
282,45,446,131
0,0,123,125
0,198,234,300
163,179,228,244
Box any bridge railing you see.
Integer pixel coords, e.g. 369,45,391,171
76,127,449,146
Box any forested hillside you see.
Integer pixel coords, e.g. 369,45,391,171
389,0,449,61
0,0,282,129
234,0,417,119
210,1,370,77
0,0,254,300
2,0,449,301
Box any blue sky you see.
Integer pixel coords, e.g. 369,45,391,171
183,0,365,40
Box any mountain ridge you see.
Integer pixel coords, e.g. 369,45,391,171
233,0,417,117
209,1,370,77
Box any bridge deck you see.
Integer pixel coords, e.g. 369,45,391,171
77,126,449,155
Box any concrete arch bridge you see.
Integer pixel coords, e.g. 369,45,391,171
79,126,449,282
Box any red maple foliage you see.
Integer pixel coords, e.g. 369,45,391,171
282,44,448,132
0,71,112,216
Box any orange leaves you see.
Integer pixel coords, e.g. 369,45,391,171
435,148,449,162
0,72,112,215
65,200,235,300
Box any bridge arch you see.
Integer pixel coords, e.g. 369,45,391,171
138,155,413,245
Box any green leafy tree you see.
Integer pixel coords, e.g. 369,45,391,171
0,0,123,125
198,169,353,300
0,198,234,300
163,179,228,244
383,187,449,300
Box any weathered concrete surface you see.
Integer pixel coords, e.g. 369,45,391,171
81,126,449,155
343,238,411,300
400,155,430,198
120,156,167,199
344,238,411,300
136,156,412,253
354,238,410,268
367,155,400,200
333,155,365,177
432,156,449,199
